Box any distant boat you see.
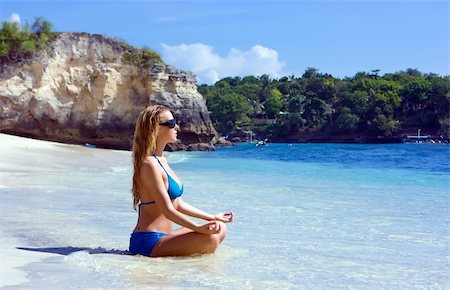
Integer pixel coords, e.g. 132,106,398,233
255,138,270,146
403,129,435,144
255,140,266,146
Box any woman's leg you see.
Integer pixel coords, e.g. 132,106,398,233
150,222,227,257
171,226,227,243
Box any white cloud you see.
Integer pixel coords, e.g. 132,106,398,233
9,13,21,25
160,43,285,84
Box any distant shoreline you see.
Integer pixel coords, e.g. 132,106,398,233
1,133,447,155
229,131,449,145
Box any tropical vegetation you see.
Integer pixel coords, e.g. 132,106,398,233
198,68,450,142
0,17,55,63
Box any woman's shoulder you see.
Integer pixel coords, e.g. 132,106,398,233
141,156,160,173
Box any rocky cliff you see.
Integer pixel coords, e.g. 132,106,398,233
0,33,222,150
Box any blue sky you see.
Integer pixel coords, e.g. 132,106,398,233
0,0,448,84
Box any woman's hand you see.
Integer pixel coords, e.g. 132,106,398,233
214,212,234,223
195,221,222,235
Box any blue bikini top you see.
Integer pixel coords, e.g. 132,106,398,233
139,155,184,207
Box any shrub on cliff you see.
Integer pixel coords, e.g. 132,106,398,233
122,46,163,67
0,17,55,63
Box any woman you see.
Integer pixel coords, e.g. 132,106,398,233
129,105,234,257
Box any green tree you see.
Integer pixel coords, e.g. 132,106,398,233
339,90,369,116
287,94,306,114
439,118,450,137
302,93,328,129
368,112,400,136
0,17,54,63
31,17,52,35
0,21,21,60
265,88,283,118
429,76,450,132
208,92,250,134
258,74,271,103
302,67,320,79
235,82,260,102
334,107,360,133
206,80,233,103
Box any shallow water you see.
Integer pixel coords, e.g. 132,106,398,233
0,142,449,289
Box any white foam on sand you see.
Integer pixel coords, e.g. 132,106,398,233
0,231,57,288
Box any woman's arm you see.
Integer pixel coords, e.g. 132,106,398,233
178,198,234,223
177,198,215,220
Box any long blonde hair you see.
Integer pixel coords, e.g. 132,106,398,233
131,105,169,210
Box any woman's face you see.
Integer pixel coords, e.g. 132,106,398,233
157,110,179,144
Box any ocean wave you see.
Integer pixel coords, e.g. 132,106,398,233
167,153,191,164
109,166,131,173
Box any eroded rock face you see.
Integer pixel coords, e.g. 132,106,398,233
0,33,218,150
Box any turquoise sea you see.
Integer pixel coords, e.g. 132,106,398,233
1,141,449,289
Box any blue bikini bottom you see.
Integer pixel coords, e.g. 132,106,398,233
129,231,169,256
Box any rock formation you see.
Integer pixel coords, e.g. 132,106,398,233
0,32,221,150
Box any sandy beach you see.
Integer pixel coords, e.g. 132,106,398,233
0,134,71,287
0,133,131,288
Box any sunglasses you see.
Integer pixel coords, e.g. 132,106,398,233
159,118,177,128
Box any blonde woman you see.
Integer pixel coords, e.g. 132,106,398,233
129,105,234,257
